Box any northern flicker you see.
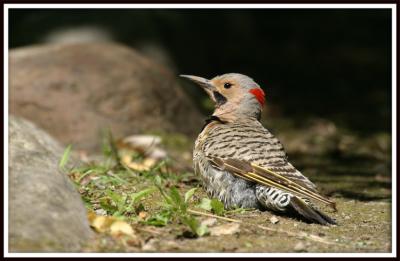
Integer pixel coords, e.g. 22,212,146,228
181,73,337,225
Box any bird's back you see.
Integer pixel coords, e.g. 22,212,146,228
198,119,286,165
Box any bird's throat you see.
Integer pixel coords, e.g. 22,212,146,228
213,91,227,107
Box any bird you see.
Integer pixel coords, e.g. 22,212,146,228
180,73,337,225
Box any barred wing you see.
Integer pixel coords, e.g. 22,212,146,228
209,157,336,211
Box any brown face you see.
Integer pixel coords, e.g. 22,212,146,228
180,74,264,108
209,77,245,106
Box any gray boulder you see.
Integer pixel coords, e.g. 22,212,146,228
9,116,92,252
9,43,203,151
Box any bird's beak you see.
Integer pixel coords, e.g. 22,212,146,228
180,75,217,94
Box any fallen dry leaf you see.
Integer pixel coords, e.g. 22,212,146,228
123,135,162,148
138,211,148,220
88,211,138,241
119,135,167,160
110,220,135,237
209,223,240,236
90,215,116,233
148,148,167,160
87,210,97,223
121,155,157,171
143,158,157,168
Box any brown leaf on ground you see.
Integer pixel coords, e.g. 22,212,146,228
110,220,135,237
87,211,141,246
90,215,116,233
138,211,148,220
121,155,157,171
119,135,167,160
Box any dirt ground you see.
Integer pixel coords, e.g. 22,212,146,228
70,128,392,253
86,198,391,253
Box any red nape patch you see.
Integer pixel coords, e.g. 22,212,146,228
249,88,265,106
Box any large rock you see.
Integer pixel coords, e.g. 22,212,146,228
9,116,92,252
9,43,203,150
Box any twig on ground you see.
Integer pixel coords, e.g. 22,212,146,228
187,209,242,223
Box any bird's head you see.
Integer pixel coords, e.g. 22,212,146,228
181,73,265,121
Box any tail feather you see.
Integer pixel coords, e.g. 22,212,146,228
289,197,337,225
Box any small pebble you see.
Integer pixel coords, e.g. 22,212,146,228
269,216,280,224
95,208,107,216
245,242,252,248
142,238,158,251
209,223,240,236
294,242,306,252
201,218,217,227
356,241,366,247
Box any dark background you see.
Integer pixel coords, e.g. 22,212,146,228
9,9,392,135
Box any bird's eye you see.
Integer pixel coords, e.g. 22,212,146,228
224,83,232,89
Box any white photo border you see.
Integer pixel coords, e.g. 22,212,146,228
3,3,397,258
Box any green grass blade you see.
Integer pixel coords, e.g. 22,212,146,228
59,145,72,171
184,188,197,203
131,187,157,205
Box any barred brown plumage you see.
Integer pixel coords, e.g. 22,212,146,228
181,73,337,225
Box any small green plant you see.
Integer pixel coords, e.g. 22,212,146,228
197,198,225,216
196,197,249,216
62,129,209,237
144,209,172,227
130,187,158,207
144,178,208,237
99,187,157,217
59,145,72,172
99,190,126,216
